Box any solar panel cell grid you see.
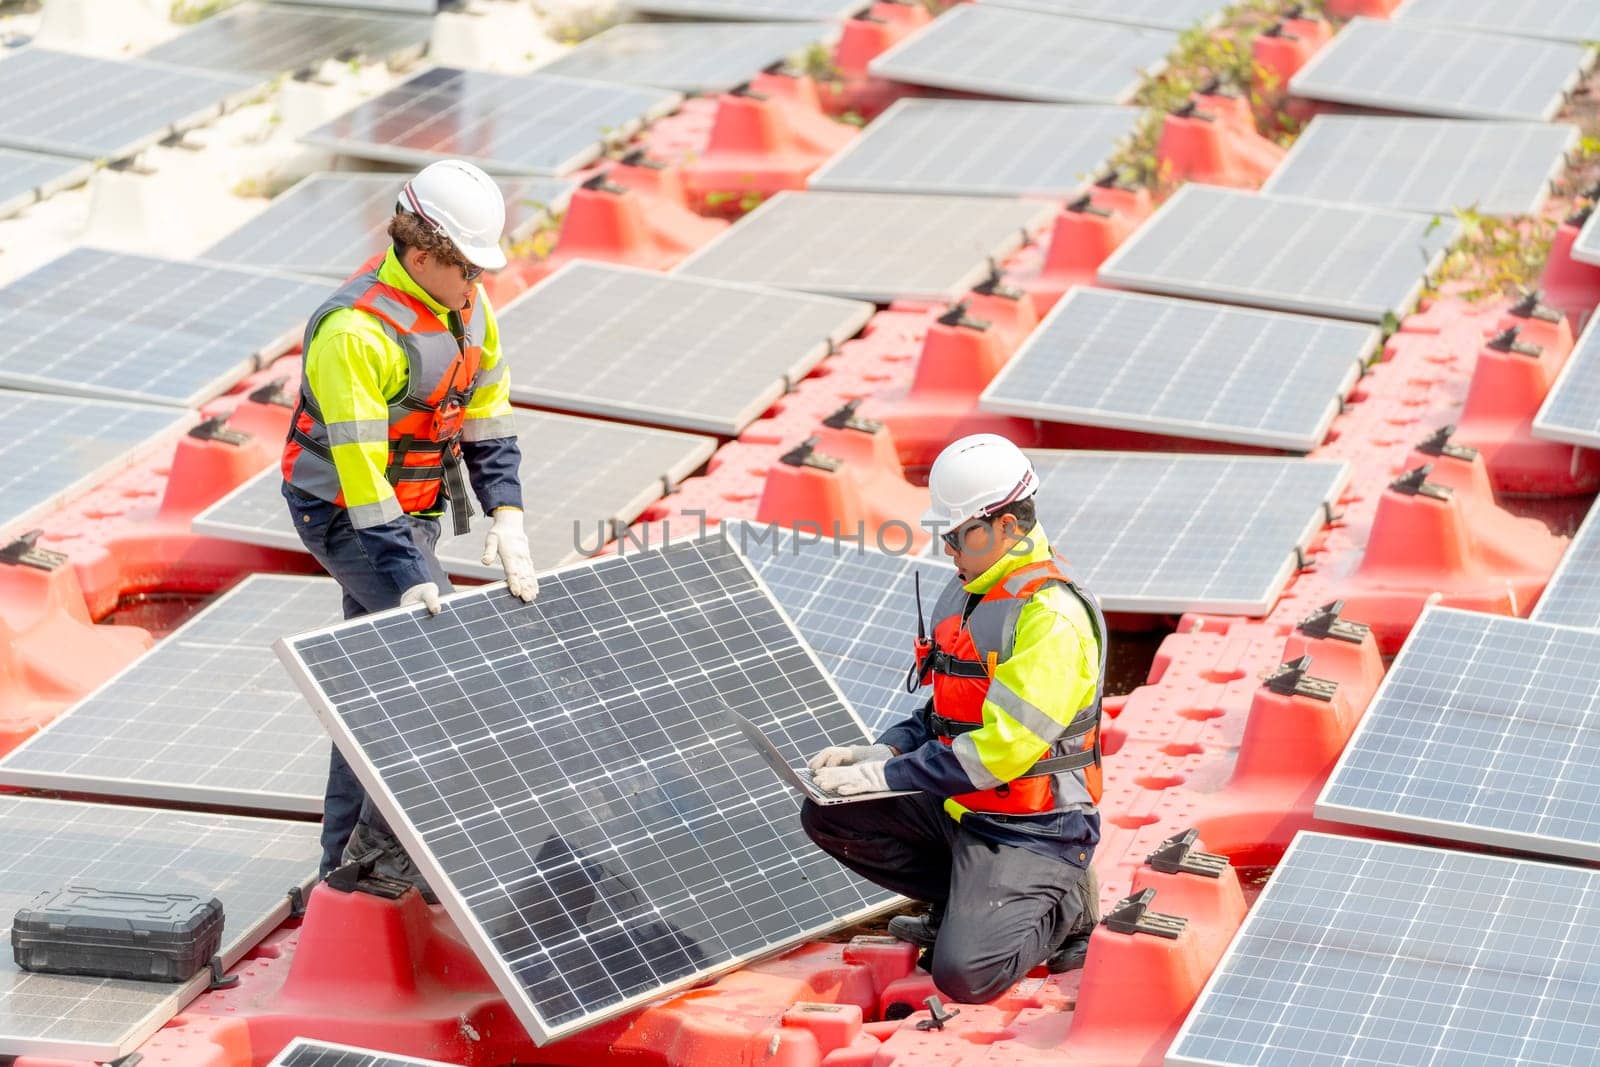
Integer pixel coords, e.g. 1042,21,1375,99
143,3,431,77
977,0,1225,30
627,0,867,18
0,148,90,221
1532,501,1600,630
1532,314,1600,450
271,1041,454,1067
1394,0,1600,45
534,21,830,93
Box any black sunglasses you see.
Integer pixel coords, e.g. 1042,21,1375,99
940,516,993,551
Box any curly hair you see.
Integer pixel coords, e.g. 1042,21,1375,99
389,210,468,267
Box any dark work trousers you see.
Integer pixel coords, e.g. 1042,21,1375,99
283,483,455,876
801,792,1097,1004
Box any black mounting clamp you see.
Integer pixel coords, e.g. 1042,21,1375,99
0,530,67,571
1509,291,1563,324
206,956,239,991
106,1053,144,1067
249,377,294,409
1296,600,1370,645
286,884,307,919
916,995,961,1032
1389,464,1452,502
1264,654,1339,703
1566,204,1593,229
188,415,251,446
1066,193,1113,218
1486,327,1543,358
822,400,882,435
1171,99,1214,121
581,171,629,196
1414,425,1478,464
617,149,665,171
729,81,770,101
779,436,843,473
937,302,991,332
1102,889,1187,940
325,848,411,900
973,266,1024,301
1147,829,1229,879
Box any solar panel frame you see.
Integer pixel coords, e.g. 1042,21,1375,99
1532,500,1600,630
980,287,1375,452
674,190,1054,303
498,262,873,435
274,535,898,1045
1096,185,1459,323
193,409,716,575
976,0,1226,31
142,2,431,77
0,148,92,221
1,391,191,537
1169,831,1600,1067
806,98,1141,199
269,1040,456,1067
1532,313,1600,450
533,21,832,93
301,67,684,177
1315,605,1600,862
0,248,326,408
866,5,1177,105
626,0,869,19
1393,0,1600,45
0,575,341,814
0,796,318,1060
0,48,255,162
202,172,575,278
1574,209,1600,268
1287,17,1594,123
1259,116,1578,218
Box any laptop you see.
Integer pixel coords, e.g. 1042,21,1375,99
722,704,915,806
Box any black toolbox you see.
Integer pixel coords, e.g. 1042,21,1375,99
11,886,224,983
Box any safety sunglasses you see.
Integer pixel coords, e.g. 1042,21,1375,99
460,262,484,282
940,516,993,551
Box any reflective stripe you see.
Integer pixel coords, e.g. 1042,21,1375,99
347,496,404,529
473,362,507,389
461,413,518,442
327,418,390,446
952,732,1004,790
986,677,1064,743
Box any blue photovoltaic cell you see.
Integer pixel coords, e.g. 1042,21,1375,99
1170,832,1600,1067
1532,500,1600,630
1532,315,1600,450
0,148,90,220
269,1041,454,1067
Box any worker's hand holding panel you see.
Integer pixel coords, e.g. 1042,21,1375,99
483,506,538,602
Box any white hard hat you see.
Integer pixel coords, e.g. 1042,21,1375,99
921,433,1038,531
397,159,507,271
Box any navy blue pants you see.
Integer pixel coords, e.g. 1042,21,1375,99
282,484,454,876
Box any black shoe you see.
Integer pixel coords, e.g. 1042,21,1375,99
342,821,439,905
1046,933,1090,973
887,910,942,950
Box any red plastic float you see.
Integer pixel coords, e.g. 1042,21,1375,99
1538,208,1600,333
1007,184,1152,313
1252,16,1334,97
826,2,930,120
1154,92,1286,190
538,172,727,275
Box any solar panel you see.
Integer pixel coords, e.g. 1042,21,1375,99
0,576,340,814
1394,0,1600,45
270,1040,454,1067
301,67,682,177
976,0,1225,31
807,99,1140,199
1288,17,1592,123
0,48,252,161
194,409,715,575
0,148,91,221
275,535,898,1045
1169,832,1600,1067
286,0,435,12
1574,209,1600,268
675,190,1052,303
534,21,830,93
627,0,867,19
1317,606,1600,862
867,5,1176,105
0,249,325,407
0,796,318,1059
1533,501,1600,630
202,172,575,278
142,3,431,77
980,288,1375,452
1261,116,1578,218
934,452,1347,615
0,391,189,536
1533,315,1600,450
499,262,872,435
1096,185,1459,323
724,521,955,736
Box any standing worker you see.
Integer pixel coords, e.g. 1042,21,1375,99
802,434,1106,1003
280,159,539,889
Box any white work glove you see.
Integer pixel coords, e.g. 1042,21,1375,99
399,581,442,615
808,743,895,772
482,507,538,603
813,760,890,797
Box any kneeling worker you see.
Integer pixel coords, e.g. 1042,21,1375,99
802,434,1105,1003
280,159,539,886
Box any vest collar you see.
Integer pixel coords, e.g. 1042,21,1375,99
963,523,1052,595
378,247,452,318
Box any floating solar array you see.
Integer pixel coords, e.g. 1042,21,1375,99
143,3,431,77
0,796,317,1059
499,262,872,435
0,576,340,814
0,249,323,407
275,535,896,1044
302,67,682,176
1288,17,1591,123
1533,317,1600,450
1096,185,1459,323
726,522,956,736
1317,606,1600,862
1169,832,1600,1067
675,191,1052,303
270,1041,454,1067
1575,209,1600,268
1,392,189,535
807,99,1140,199
203,172,575,277
868,5,1176,105
0,48,252,161
981,288,1375,452
195,410,714,575
0,148,91,221
1534,501,1600,630
1394,0,1600,45
976,0,1225,31
535,21,829,93
290,0,434,11
966,452,1350,614
627,0,867,18
1261,116,1577,217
